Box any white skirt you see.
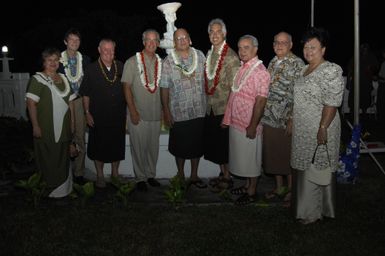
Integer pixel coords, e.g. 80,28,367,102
229,127,262,178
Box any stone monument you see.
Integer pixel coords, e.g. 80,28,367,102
157,2,182,54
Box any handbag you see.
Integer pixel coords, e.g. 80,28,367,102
307,144,332,186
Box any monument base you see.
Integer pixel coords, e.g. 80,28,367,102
84,133,219,180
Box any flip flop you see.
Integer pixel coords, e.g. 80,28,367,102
230,186,247,195
235,193,257,205
190,179,207,189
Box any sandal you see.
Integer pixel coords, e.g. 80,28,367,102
265,190,280,200
189,179,207,189
235,193,257,205
230,186,247,195
217,178,233,189
209,178,233,193
208,174,223,186
282,192,292,208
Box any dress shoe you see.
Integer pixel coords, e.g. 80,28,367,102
147,178,161,187
136,181,148,192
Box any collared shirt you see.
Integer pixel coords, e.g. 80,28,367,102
160,48,207,122
121,53,161,121
261,52,305,128
205,46,240,115
222,57,270,134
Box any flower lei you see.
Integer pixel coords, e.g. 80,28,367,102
37,72,71,97
98,58,118,83
60,51,83,83
171,47,198,77
204,41,229,95
231,59,263,92
136,52,162,93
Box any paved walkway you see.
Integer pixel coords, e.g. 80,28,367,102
73,173,276,206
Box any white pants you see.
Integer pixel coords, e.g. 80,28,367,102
127,116,161,182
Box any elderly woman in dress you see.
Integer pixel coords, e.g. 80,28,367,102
26,48,76,198
291,27,344,224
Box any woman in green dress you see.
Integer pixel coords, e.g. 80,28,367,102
26,48,76,198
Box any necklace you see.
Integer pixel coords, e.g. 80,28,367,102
171,48,198,76
136,52,162,93
231,59,263,92
98,58,118,83
37,72,70,97
204,41,229,95
60,51,83,83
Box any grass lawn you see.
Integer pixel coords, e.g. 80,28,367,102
1,157,385,256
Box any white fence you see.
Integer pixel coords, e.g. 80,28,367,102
0,73,30,120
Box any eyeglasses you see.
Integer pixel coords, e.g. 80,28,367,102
175,35,188,42
273,41,290,46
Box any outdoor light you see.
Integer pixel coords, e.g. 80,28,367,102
2,45,8,56
1,45,13,76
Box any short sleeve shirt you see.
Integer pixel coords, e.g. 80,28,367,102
121,53,161,121
160,48,207,122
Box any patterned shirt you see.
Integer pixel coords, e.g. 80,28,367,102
261,52,304,128
222,57,270,134
205,46,240,115
160,48,206,122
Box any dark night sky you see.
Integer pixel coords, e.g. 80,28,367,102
0,0,382,74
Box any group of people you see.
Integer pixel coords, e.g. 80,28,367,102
26,20,345,225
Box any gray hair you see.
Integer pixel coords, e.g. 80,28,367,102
142,29,160,43
274,31,292,42
238,35,258,47
207,18,227,35
99,38,116,48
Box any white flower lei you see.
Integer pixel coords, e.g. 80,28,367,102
136,52,162,91
231,60,263,92
171,47,198,76
60,51,83,83
205,41,226,80
37,72,71,97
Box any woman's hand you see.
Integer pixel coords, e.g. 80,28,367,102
32,125,42,138
317,126,327,145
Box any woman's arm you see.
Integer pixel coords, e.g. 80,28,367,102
317,106,337,144
27,98,41,138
